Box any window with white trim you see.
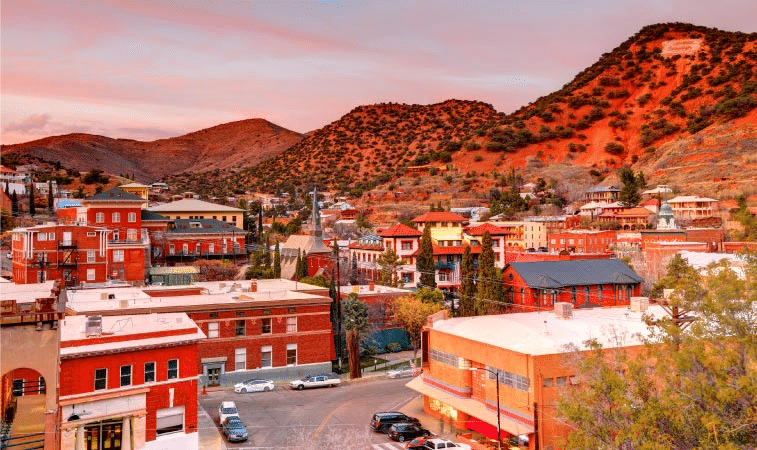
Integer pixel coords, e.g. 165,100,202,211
94,368,107,390
286,316,297,333
208,322,219,338
144,362,155,383
156,406,184,436
87,269,95,281
286,344,297,366
128,212,137,222
120,365,131,387
261,346,272,368
127,229,137,241
235,320,246,336
167,359,178,379
95,212,104,223
113,250,124,263
112,212,120,223
38,233,47,241
87,250,96,262
235,348,246,371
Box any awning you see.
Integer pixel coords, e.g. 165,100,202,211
201,356,228,364
406,376,534,437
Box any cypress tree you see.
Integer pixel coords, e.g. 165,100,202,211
300,250,309,279
29,181,36,216
475,231,496,315
417,226,436,288
459,246,476,317
11,192,18,217
350,252,358,285
47,181,54,210
273,242,281,278
295,249,303,281
4,182,9,198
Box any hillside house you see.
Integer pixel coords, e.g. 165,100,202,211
584,185,620,203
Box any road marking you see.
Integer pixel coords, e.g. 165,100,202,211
310,397,352,439
372,443,405,450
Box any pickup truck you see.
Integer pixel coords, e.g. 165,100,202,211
289,373,341,390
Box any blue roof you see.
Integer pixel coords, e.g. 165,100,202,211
509,259,643,288
57,199,81,209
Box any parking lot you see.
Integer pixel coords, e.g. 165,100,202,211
198,375,458,450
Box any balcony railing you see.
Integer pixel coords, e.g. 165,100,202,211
435,262,456,270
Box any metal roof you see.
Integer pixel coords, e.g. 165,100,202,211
90,188,145,202
168,218,244,234
509,259,643,288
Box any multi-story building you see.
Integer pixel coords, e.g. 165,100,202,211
118,182,151,202
502,259,643,311
411,212,468,243
64,279,335,387
58,313,204,450
667,196,719,222
348,234,386,284
148,198,244,229
407,302,661,450
151,218,246,265
10,223,110,285
584,185,620,203
378,223,423,287
464,223,523,266
547,230,617,254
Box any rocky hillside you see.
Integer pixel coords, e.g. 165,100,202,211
1,119,303,182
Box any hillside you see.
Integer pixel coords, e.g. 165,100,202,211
1,119,303,182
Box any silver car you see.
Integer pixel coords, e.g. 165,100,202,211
234,378,275,393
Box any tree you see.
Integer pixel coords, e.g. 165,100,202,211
416,226,436,289
28,181,35,216
47,180,54,211
475,232,503,314
350,252,359,285
273,242,281,278
732,194,757,241
342,293,368,379
489,187,527,217
299,249,309,280
618,167,644,207
376,247,406,287
11,192,18,217
194,259,238,281
458,246,476,317
391,293,447,359
558,255,757,449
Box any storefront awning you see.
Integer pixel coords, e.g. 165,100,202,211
201,356,227,364
406,376,534,437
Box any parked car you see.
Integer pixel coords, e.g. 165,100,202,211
387,422,431,442
406,436,432,449
386,367,415,379
422,438,472,450
218,401,238,424
234,378,274,393
221,416,248,442
289,373,340,390
370,411,421,433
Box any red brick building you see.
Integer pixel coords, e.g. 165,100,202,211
151,218,246,265
58,313,204,450
547,230,617,254
64,279,335,387
502,259,643,312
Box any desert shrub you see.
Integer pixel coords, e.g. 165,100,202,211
604,142,625,155
598,76,621,87
474,155,483,162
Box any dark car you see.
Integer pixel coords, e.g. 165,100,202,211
370,411,421,433
387,422,431,442
222,416,248,442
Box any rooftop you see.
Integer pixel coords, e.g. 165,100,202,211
89,188,146,202
411,212,468,223
431,305,665,356
148,198,243,213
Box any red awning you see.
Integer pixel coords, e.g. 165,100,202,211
465,418,504,441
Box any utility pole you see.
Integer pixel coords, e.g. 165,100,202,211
333,238,343,371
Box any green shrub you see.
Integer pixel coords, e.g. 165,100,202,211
604,142,625,155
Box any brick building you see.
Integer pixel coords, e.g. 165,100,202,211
378,223,424,287
64,279,335,387
502,259,643,312
407,302,662,450
151,218,246,265
58,313,204,450
547,230,617,254
348,234,386,284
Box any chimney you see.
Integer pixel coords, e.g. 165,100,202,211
369,282,375,291
249,281,257,292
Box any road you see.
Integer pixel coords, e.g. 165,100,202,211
199,377,423,450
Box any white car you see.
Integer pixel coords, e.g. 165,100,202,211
422,438,472,450
386,367,414,379
234,378,275,393
289,373,341,390
218,401,239,424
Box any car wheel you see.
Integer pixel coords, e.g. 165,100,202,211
244,388,250,393
264,386,271,391
398,435,405,442
298,384,304,390
424,431,431,436
380,425,389,434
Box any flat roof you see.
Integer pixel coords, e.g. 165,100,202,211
338,284,412,295
0,280,58,304
431,305,665,356
60,312,205,356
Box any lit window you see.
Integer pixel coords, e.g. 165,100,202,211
94,368,107,390
286,344,297,366
120,366,132,387
127,229,137,241
167,359,178,379
208,322,219,338
286,317,297,333
235,348,246,371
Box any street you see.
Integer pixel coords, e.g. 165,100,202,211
199,376,427,449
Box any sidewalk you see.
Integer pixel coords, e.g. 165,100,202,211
198,405,226,450
400,394,462,442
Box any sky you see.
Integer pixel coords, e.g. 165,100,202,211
2,0,757,145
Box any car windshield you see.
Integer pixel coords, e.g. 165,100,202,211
221,407,237,414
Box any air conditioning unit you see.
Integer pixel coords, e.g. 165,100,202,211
119,300,129,309
554,302,573,319
85,315,103,337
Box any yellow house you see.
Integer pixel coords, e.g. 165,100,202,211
118,182,150,203
148,198,245,228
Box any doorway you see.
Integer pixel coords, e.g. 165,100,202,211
85,419,122,450
207,367,221,386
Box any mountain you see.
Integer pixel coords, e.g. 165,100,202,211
1,119,303,182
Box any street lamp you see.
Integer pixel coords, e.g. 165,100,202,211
470,366,502,450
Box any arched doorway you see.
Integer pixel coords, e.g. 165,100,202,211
2,367,46,444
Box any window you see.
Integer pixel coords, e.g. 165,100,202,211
128,212,137,222
598,286,603,303
144,362,155,383
156,406,184,436
87,250,96,262
556,376,567,386
12,379,23,397
261,346,272,368
112,229,119,241
112,212,120,223
571,286,576,304
286,317,297,333
38,377,45,394
235,320,246,336
222,216,227,223
113,250,124,263
261,318,271,334
169,244,175,255
167,359,178,379
235,348,246,371
87,232,96,237
208,243,215,253
438,272,447,282
95,212,104,223
286,344,297,366
48,232,55,240
196,243,201,254
543,378,554,387
182,243,188,254
402,272,413,283
94,369,107,390
87,269,95,281
401,241,412,250
120,365,131,387
208,322,219,338
127,229,137,241
38,233,47,241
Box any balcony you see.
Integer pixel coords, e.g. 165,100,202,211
435,262,456,270
58,240,77,249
